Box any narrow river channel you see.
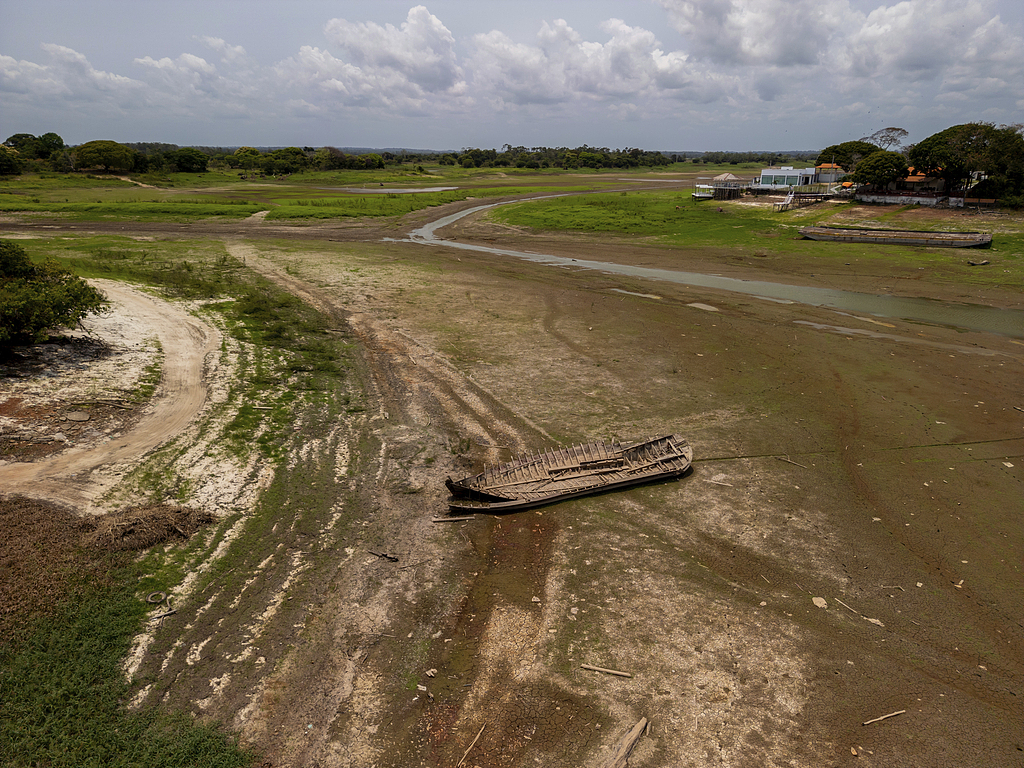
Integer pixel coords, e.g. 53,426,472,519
405,199,1024,339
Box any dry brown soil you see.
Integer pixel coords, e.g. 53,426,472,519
1,196,1022,768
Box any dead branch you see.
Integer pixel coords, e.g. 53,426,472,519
775,455,808,469
457,724,486,767
835,598,860,615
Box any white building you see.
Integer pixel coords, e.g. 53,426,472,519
751,166,818,191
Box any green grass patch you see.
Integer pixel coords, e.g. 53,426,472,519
491,191,789,244
0,198,263,221
266,190,465,219
263,185,593,220
0,560,252,768
488,193,1024,286
0,171,613,222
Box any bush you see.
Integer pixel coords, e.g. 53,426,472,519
0,241,108,347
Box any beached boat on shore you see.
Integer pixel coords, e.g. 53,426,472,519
799,226,991,248
445,434,692,514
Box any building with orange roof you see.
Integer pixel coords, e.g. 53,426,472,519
815,162,846,183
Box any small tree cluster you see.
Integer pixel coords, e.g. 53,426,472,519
817,123,1024,202
1,133,67,174
909,123,1024,198
691,150,815,166
0,241,108,348
815,141,880,172
850,151,909,189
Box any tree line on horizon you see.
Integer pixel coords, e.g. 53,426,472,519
2,123,1023,203
0,134,817,177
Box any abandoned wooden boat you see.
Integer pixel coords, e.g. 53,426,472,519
445,434,692,514
799,226,991,248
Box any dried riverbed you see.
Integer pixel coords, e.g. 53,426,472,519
2,198,1022,767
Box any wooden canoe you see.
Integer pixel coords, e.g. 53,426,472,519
445,434,692,514
799,226,991,248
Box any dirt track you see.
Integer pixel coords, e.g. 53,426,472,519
2,200,1023,767
0,280,219,511
1,280,218,514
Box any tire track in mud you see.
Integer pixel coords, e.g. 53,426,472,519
227,243,544,460
221,242,601,767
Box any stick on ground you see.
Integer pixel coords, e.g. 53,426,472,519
457,724,486,767
581,663,632,678
862,709,906,726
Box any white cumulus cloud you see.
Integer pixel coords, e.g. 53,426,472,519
1,2,1022,148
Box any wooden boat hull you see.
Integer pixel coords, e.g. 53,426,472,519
799,226,991,248
445,435,692,514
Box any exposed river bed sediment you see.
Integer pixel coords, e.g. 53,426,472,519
2,198,1022,767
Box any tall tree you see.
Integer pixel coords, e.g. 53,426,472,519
976,124,1024,197
168,147,209,173
233,146,261,170
851,151,909,189
3,134,39,156
815,141,879,171
908,123,1003,195
35,132,65,157
861,127,908,152
0,146,20,175
73,140,136,172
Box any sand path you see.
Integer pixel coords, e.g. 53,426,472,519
0,281,219,510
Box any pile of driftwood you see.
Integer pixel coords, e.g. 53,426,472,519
85,504,213,551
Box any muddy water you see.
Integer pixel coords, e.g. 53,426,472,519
407,200,1024,339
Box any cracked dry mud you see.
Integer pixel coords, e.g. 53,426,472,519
1,198,1023,767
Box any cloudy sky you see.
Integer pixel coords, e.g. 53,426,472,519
2,1,1022,152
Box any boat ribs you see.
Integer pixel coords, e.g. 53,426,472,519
445,434,692,513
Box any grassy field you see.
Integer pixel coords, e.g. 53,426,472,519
0,168,619,220
0,554,254,768
488,190,1024,290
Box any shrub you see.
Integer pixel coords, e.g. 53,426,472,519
0,240,108,347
